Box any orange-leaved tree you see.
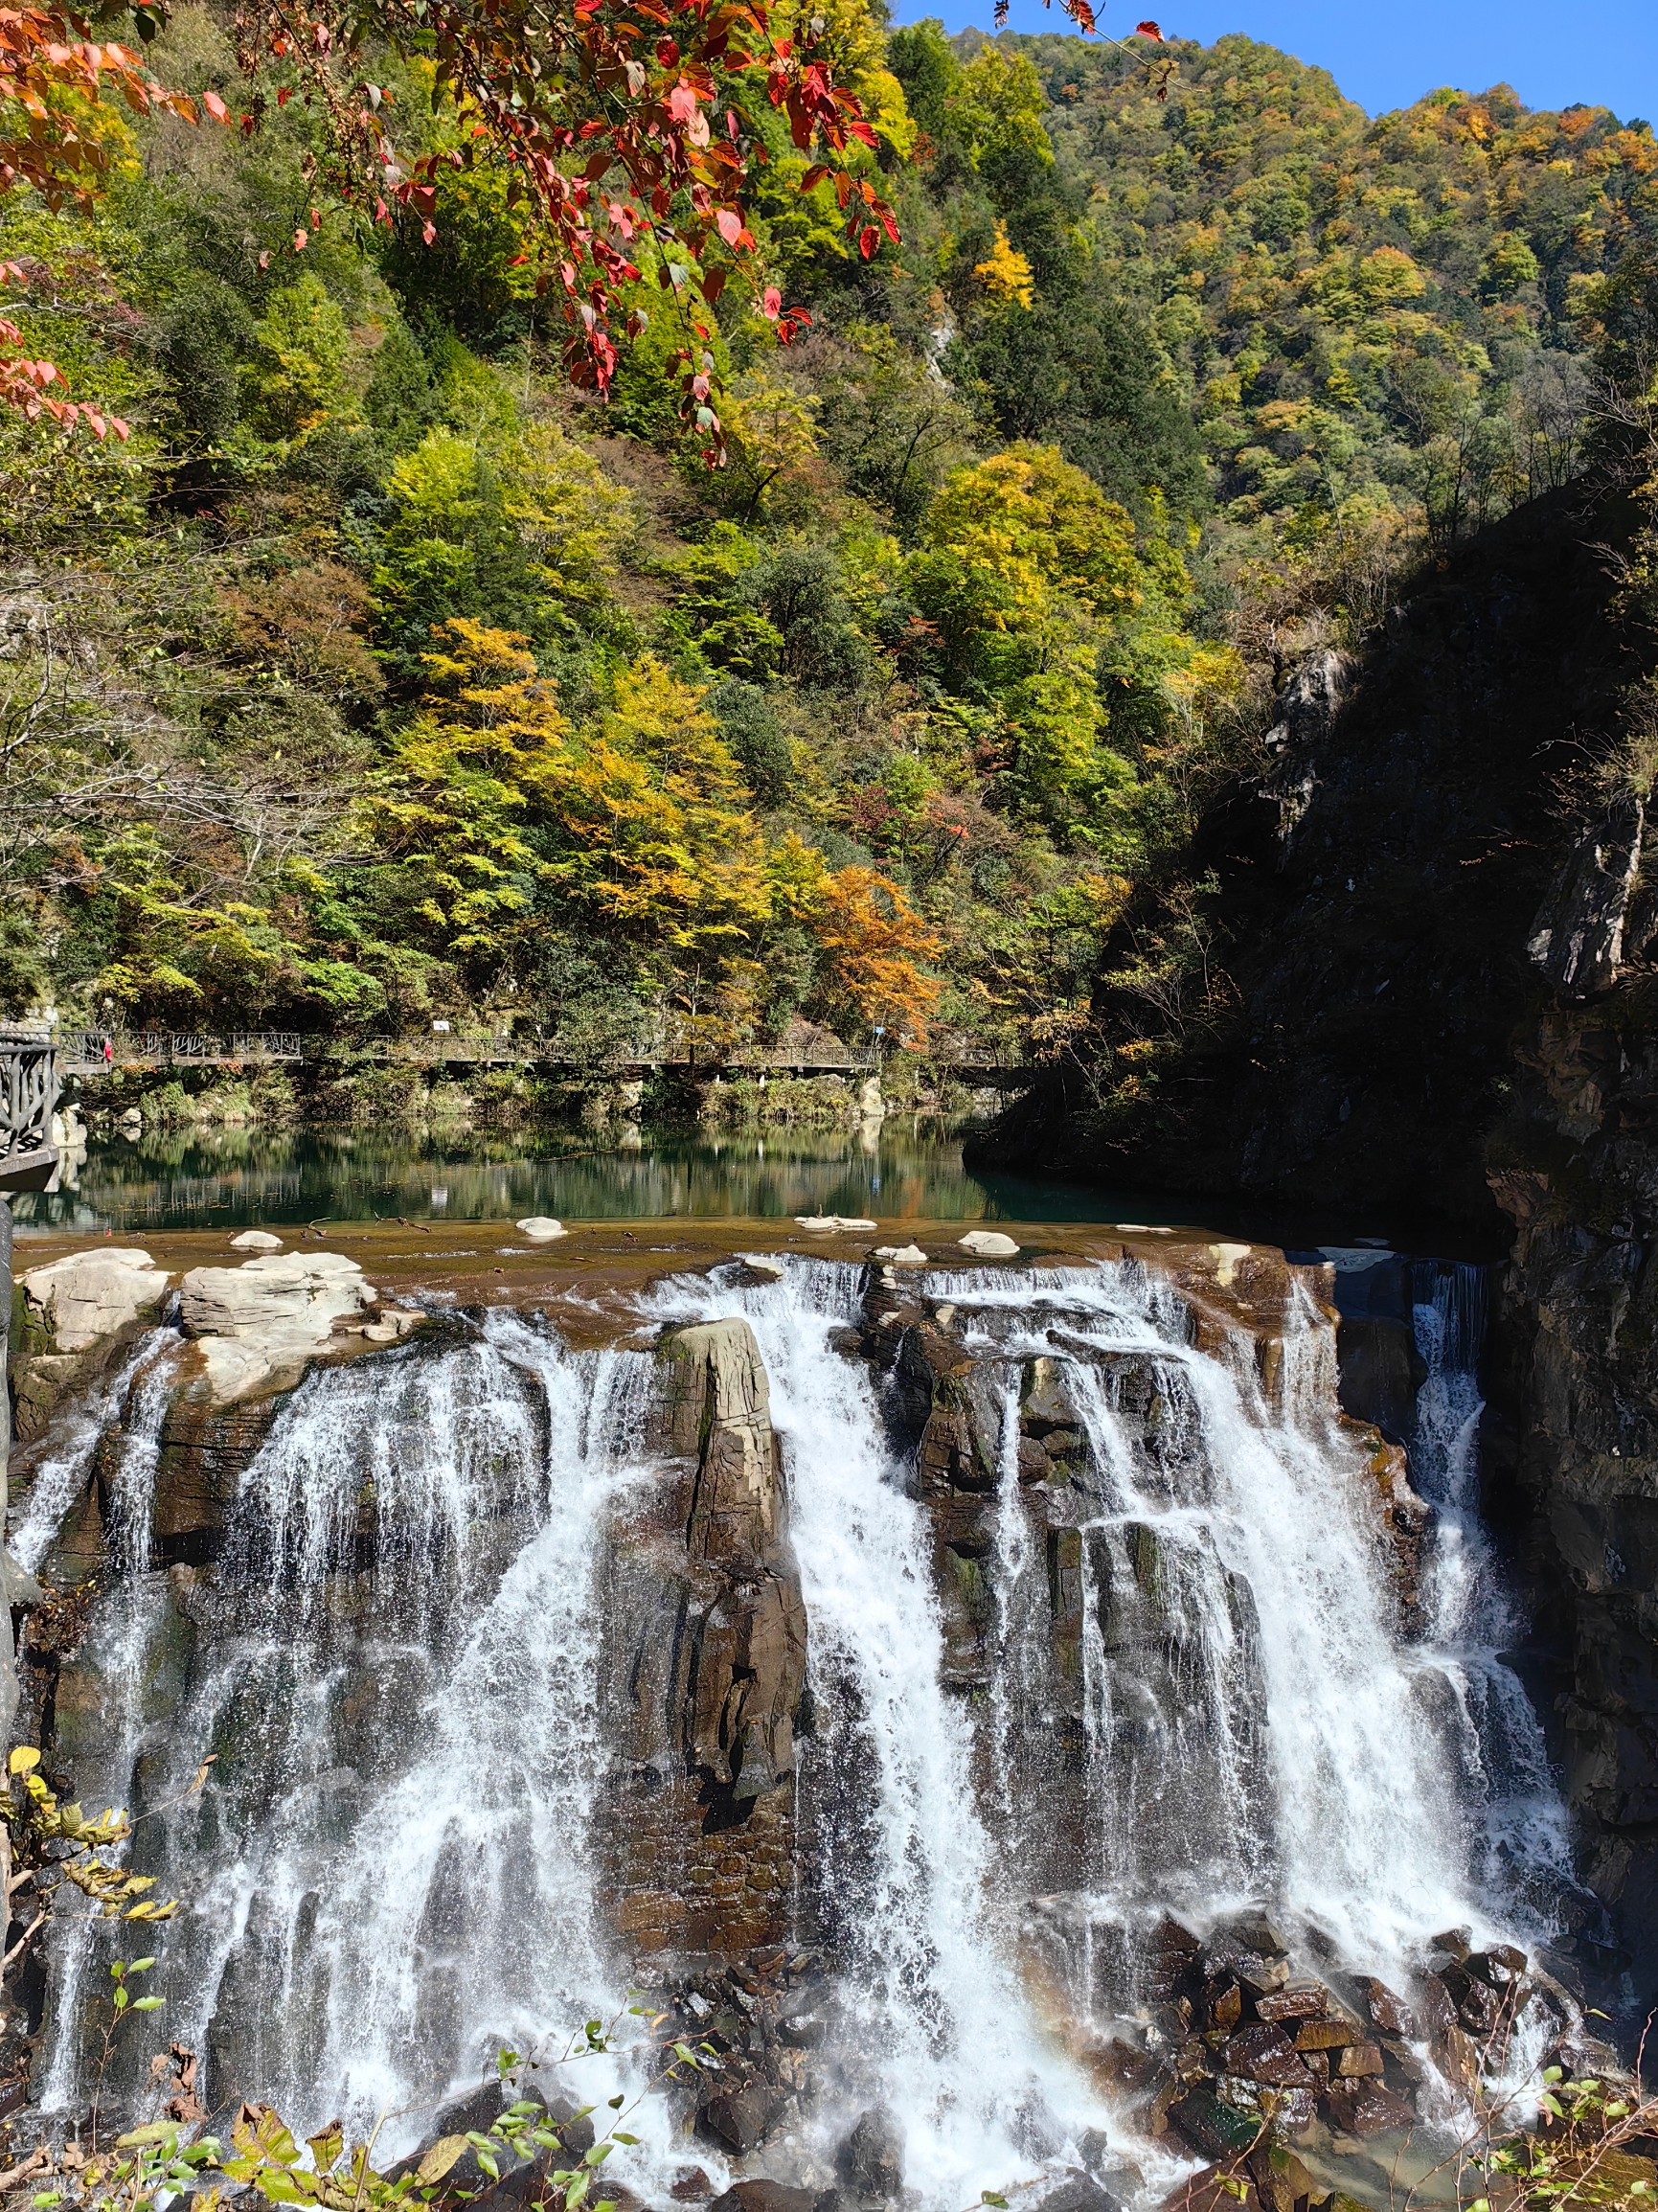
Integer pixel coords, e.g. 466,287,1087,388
768,830,941,1040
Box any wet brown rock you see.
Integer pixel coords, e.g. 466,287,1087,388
707,2181,815,2212
1207,1979,1242,2031
670,2171,714,2201
1144,1916,1204,2001
1353,1976,1414,2037
1334,2041,1385,2079
700,2085,784,2154
1255,1982,1331,2025
1292,2019,1363,2051
1324,2080,1416,2137
1245,2144,1320,2212
1222,2023,1314,2089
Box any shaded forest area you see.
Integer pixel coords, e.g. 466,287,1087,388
5,7,1657,1121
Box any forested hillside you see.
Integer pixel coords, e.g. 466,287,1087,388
4,3,1654,1105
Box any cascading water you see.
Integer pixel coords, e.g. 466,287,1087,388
16,1243,1580,2210
29,1311,671,2165
642,1259,1165,2203
1408,1265,1577,1922
11,1327,181,1576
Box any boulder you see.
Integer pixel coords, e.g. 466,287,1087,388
796,1216,878,1232
1324,2079,1415,2137
871,1244,928,1266
1033,2174,1121,2212
699,2085,783,2154
1254,1981,1330,2024
178,1250,371,1402
515,1218,567,1242
359,1310,421,1344
1353,1974,1414,2037
22,1248,169,1353
957,1230,1020,1259
840,2107,903,2201
1220,2023,1313,2089
708,2185,815,2212
670,2172,715,2202
229,1229,284,1253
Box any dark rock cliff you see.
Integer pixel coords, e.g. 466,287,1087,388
970,487,1652,1234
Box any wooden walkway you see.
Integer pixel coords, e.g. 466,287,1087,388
57,1031,1027,1083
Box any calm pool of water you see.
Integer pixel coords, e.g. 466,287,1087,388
8,1115,1493,1261
11,1118,1079,1237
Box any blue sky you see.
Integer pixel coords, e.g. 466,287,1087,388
891,0,1658,125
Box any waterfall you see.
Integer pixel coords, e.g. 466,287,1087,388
642,1259,1170,2204
1408,1265,1577,1922
30,1312,668,2167
11,1327,182,1576
17,1245,1578,2206
916,1266,1477,1967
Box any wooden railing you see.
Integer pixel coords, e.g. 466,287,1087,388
60,1030,303,1072
0,1023,58,1192
57,1030,1023,1081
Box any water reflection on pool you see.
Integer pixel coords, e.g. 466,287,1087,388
12,1117,1146,1236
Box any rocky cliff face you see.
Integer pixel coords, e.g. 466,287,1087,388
969,488,1653,1231
1487,974,1658,2005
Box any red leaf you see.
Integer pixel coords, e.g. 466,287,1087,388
702,266,728,301
421,219,437,245
858,222,878,259
715,205,742,244
202,87,229,122
293,227,307,250
276,84,291,104
1134,18,1164,34
761,285,782,318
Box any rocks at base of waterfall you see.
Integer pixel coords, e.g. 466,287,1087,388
670,2169,715,2202
1220,2023,1314,2090
514,1217,567,1241
1351,1975,1414,2037
837,2107,903,2202
707,2183,817,2212
699,2083,784,2154
1324,2078,1416,2137
957,1229,1020,1258
178,1250,371,1402
229,1229,284,1252
21,1247,170,1353
1166,2083,1263,2160
1031,2170,1123,2212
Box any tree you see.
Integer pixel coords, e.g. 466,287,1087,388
0,9,230,428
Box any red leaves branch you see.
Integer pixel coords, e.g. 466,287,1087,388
231,0,898,430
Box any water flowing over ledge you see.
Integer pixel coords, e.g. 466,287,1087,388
6,1240,1592,2212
